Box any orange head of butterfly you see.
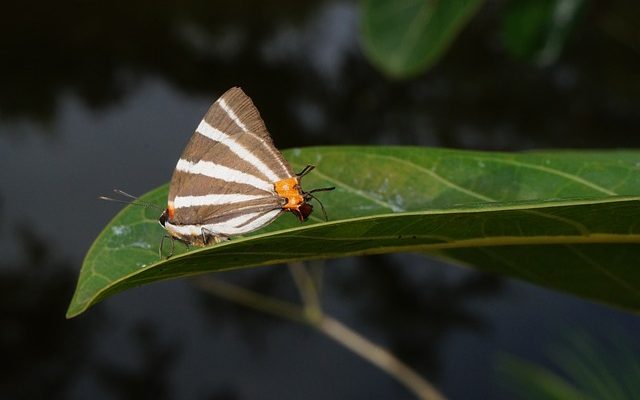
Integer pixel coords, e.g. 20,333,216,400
275,165,334,222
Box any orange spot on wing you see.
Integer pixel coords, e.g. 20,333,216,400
167,201,175,220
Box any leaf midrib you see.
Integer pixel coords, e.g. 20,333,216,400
82,232,640,316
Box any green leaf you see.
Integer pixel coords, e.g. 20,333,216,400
360,0,483,78
497,354,591,400
502,0,587,66
498,329,640,399
67,147,640,318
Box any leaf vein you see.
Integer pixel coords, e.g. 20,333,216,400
472,157,618,195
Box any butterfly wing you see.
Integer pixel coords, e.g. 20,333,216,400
167,87,293,235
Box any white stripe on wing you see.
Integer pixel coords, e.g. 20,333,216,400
173,193,265,209
218,98,249,132
175,159,273,193
166,209,282,236
196,120,281,182
216,97,291,178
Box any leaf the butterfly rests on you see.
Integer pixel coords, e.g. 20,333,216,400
159,87,334,249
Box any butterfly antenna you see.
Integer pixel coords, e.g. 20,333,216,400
112,189,140,201
99,189,163,211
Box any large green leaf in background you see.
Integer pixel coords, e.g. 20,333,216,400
67,147,640,318
360,0,484,78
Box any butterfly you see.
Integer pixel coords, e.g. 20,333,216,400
157,87,334,255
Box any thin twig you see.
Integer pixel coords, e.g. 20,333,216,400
194,276,307,324
288,262,322,321
317,314,446,400
194,275,447,400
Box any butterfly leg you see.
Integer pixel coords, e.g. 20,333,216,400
212,235,230,244
201,227,228,245
159,233,175,259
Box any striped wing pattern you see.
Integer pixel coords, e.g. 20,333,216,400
167,87,294,238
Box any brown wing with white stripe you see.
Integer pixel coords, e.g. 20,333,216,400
168,87,292,231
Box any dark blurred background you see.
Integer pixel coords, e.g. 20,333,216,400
1,0,639,399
